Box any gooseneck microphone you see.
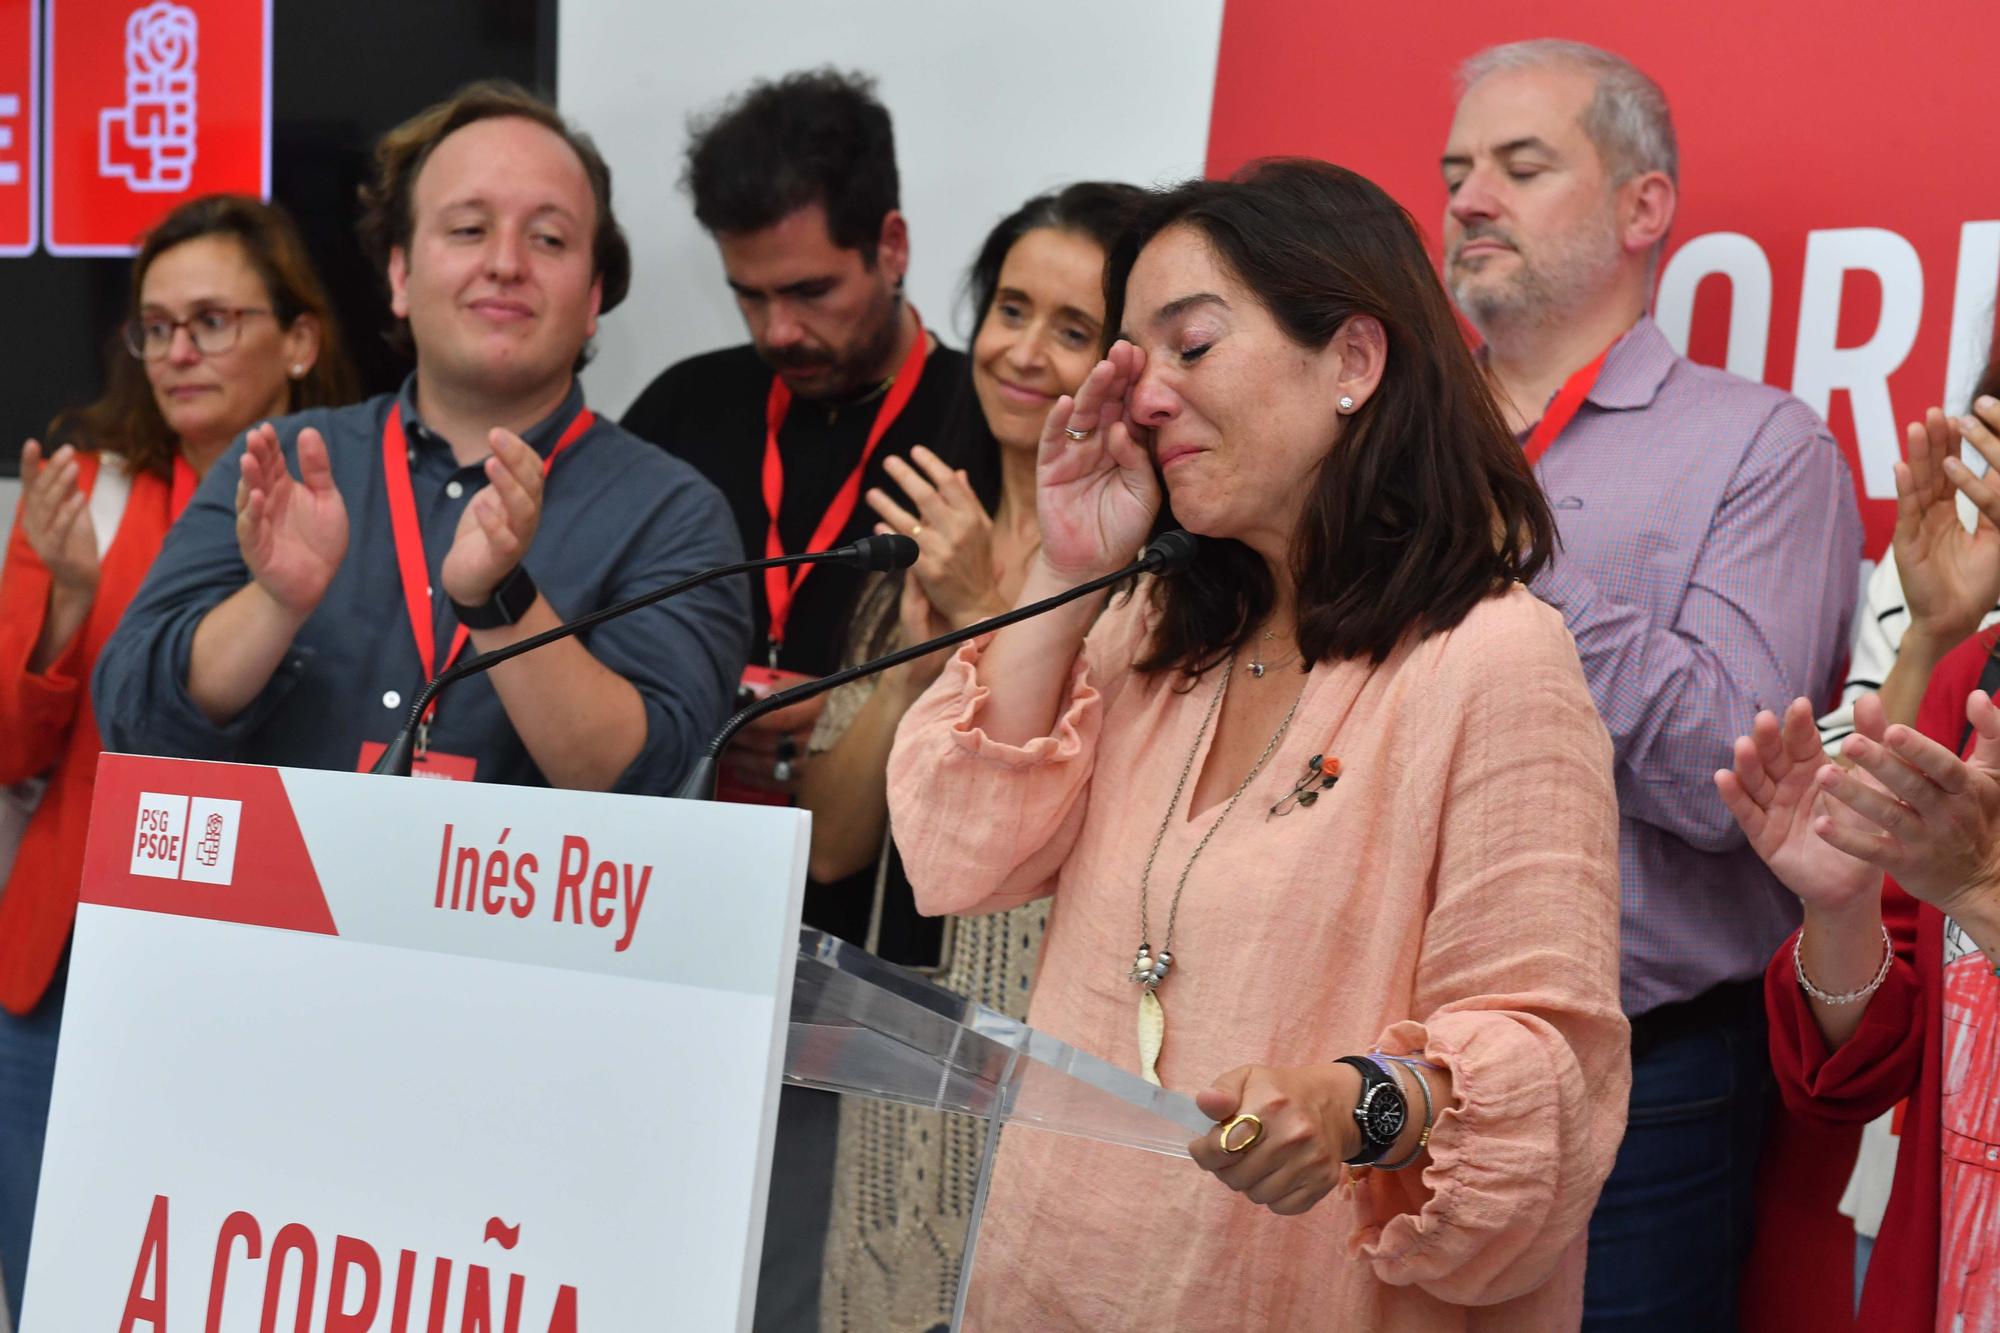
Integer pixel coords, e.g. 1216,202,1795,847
369,533,920,777
670,530,1200,800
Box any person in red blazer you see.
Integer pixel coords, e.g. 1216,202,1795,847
0,194,355,1317
1719,623,2000,1330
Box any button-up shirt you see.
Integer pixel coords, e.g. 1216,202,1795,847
95,376,750,793
1528,317,1862,1015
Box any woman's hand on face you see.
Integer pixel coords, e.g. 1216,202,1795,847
1715,696,1885,914
235,423,348,618
17,440,100,594
866,446,1008,628
1035,340,1161,583
1813,689,2000,924
1187,1063,1356,1217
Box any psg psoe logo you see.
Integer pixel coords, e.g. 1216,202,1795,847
99,1,198,193
130,791,241,885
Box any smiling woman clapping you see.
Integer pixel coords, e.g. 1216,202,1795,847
0,194,355,1314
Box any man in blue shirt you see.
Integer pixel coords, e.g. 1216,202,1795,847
96,81,748,792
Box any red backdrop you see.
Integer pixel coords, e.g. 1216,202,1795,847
1207,0,2000,559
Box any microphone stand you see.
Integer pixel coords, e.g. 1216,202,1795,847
671,531,1198,800
371,538,916,777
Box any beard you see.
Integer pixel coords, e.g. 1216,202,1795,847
759,286,905,401
1449,208,1625,337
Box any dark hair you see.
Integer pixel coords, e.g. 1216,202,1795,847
854,182,1144,659
357,79,631,369
940,181,1149,504
49,194,359,477
683,68,898,257
1103,158,1558,673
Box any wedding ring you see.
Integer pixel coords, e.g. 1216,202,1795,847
1220,1113,1264,1154
1063,424,1092,440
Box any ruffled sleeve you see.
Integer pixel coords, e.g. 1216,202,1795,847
1351,594,1629,1306
886,592,1149,918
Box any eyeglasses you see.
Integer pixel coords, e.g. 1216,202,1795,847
122,307,273,361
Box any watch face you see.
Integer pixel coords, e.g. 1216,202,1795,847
1363,1086,1407,1144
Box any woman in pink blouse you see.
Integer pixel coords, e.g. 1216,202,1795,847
885,159,1629,1330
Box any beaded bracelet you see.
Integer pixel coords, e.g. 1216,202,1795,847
1794,925,1894,1005
1368,1054,1434,1172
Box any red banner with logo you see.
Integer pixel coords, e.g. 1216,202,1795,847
44,0,270,255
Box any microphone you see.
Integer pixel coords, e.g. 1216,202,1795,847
369,533,920,777
671,529,1200,800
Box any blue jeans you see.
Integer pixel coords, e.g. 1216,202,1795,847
1582,985,1770,1331
0,953,64,1322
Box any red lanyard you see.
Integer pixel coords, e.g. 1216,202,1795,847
380,403,595,705
760,312,930,658
169,457,197,520
1522,344,1613,466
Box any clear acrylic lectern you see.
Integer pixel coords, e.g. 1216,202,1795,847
783,928,1211,1327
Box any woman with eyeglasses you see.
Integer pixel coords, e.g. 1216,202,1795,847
0,193,356,1317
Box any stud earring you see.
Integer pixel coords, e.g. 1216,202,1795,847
1338,395,1355,412
290,363,307,379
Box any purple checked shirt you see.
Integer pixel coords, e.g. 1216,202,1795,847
1527,317,1862,1016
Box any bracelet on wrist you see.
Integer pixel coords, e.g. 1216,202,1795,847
1794,924,1894,1005
1368,1054,1434,1172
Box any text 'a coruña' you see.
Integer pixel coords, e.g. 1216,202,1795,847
118,1194,581,1331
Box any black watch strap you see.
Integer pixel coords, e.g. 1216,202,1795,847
1335,1055,1409,1167
451,564,538,630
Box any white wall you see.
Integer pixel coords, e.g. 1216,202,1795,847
559,0,1227,417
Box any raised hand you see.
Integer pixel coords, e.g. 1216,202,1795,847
18,440,100,594
1035,340,1162,581
1895,405,2000,646
1814,689,2000,925
867,445,1007,628
442,428,543,608
1714,696,1884,913
236,424,348,617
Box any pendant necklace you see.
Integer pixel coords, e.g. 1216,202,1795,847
1128,656,1305,1084
1246,630,1301,678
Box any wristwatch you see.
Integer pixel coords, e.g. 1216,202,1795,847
451,564,539,630
1335,1055,1409,1166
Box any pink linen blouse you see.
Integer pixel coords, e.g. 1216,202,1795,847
885,583,1629,1331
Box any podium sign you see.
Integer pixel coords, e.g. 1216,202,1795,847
27,754,807,1331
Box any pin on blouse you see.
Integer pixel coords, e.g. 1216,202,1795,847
1270,753,1341,816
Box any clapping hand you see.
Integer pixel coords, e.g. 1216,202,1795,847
1896,404,2000,645
442,428,543,608
1812,690,2000,925
237,423,347,617
867,445,1007,629
1715,696,1887,913
18,440,99,594
1035,340,1161,582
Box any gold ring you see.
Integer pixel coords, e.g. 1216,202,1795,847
1220,1113,1263,1154
910,521,924,537
1063,424,1092,441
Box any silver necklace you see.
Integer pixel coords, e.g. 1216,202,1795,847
1247,630,1300,678
1128,657,1305,1082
